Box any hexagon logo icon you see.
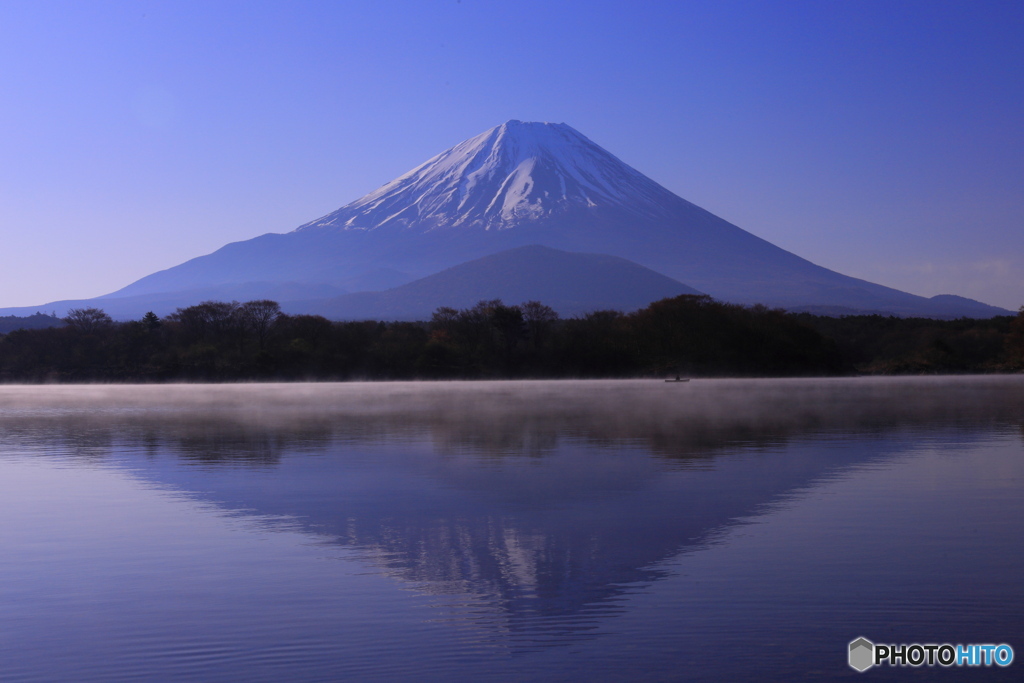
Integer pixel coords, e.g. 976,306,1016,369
849,637,874,672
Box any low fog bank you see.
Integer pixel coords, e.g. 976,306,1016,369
0,377,1022,461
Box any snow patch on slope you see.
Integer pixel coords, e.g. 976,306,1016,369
296,120,679,233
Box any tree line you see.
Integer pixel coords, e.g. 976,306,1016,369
0,295,1020,382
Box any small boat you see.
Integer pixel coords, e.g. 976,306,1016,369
665,375,690,383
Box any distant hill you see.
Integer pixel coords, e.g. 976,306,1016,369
287,245,703,320
790,294,1010,320
0,313,64,334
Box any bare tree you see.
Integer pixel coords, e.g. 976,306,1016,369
521,300,558,325
429,306,459,340
168,300,240,343
63,307,113,334
239,300,281,350
521,300,559,350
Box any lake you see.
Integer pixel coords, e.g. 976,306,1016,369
1,378,1022,681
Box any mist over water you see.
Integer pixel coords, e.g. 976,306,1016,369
2,376,1022,445
1,378,1022,681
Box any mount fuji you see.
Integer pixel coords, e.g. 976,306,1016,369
4,121,1008,319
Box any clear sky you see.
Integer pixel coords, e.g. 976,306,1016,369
1,0,1022,310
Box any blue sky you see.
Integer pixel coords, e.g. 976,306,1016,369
1,0,1022,309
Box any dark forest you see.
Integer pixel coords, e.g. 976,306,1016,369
0,295,1021,382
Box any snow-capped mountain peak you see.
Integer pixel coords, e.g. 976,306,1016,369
296,120,676,233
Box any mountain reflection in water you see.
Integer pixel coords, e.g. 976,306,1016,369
1,378,1023,680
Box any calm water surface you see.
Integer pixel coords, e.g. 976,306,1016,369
1,378,1022,681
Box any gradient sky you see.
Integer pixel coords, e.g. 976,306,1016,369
1,0,1022,310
